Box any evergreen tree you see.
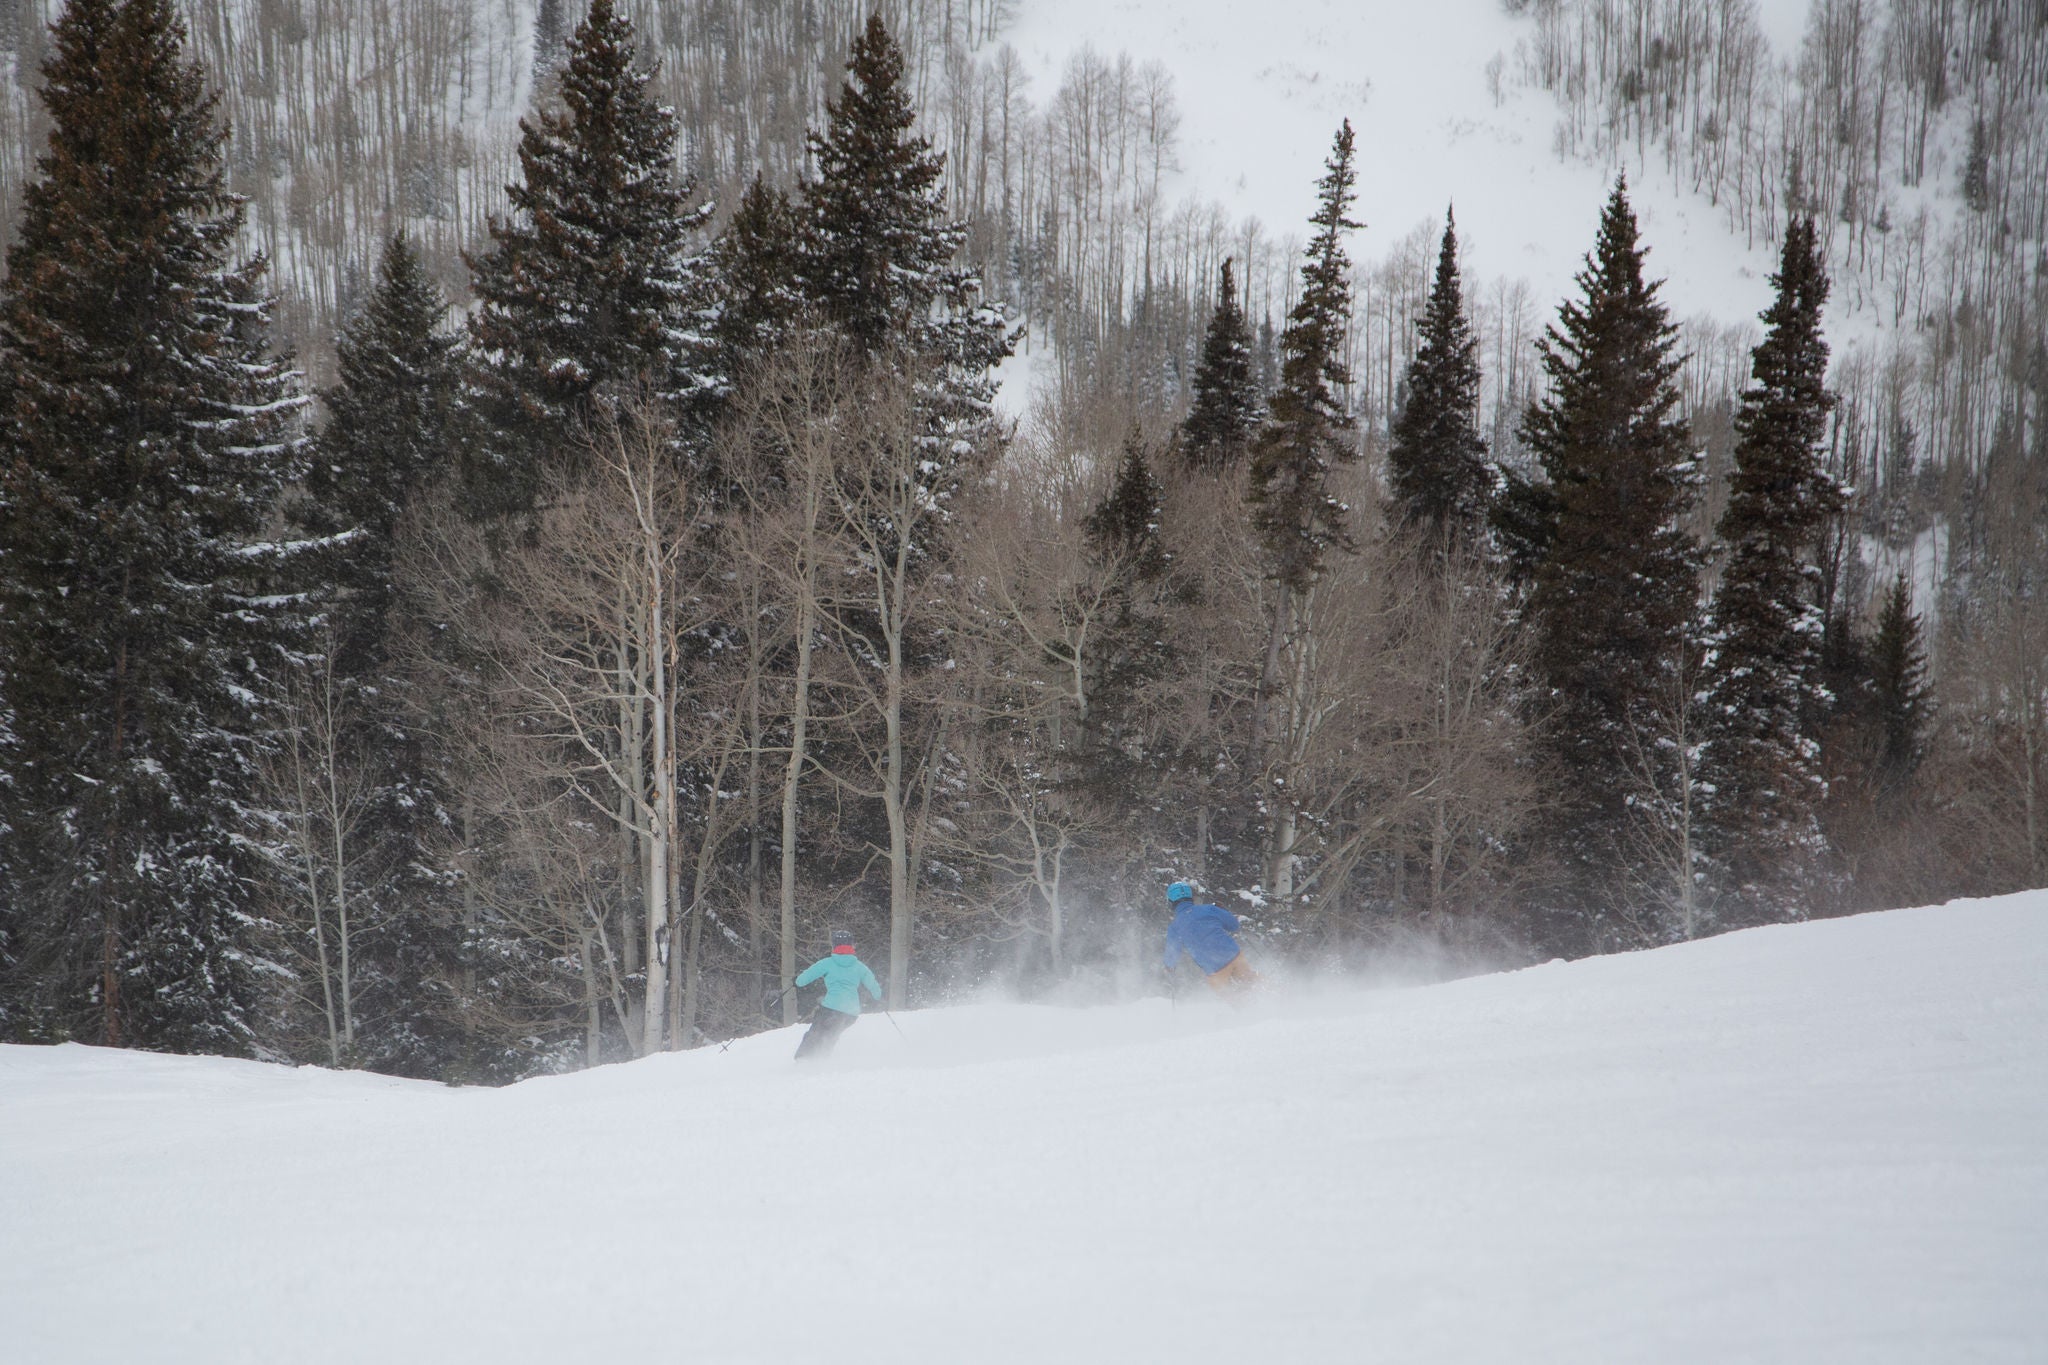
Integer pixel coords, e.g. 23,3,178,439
1077,427,1172,793
465,0,708,513
287,232,463,1073
1388,208,1489,537
1515,178,1700,936
1489,467,1560,583
1869,573,1931,789
0,0,307,1049
1249,121,1362,595
1244,121,1362,904
1962,112,1991,214
796,14,1009,425
707,173,802,391
305,232,460,662
1179,258,1261,470
1697,217,1842,920
1086,426,1169,583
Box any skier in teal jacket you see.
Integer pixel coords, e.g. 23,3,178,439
792,930,883,1060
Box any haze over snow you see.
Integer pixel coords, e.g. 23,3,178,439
4,892,2043,1363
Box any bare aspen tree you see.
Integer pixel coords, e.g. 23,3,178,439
944,455,1132,969
722,338,856,1024
1362,530,1543,935
813,355,964,1007
1148,468,1269,884
1616,643,1712,945
404,398,711,1056
258,628,375,1066
1938,592,2048,894
459,744,627,1069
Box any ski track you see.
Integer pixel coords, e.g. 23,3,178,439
3,893,2045,1363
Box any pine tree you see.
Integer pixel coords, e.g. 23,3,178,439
305,232,460,663
465,0,708,513
1179,258,1261,470
1249,120,1362,595
1086,426,1169,583
797,13,1009,426
1697,218,1843,920
285,232,464,1073
1245,121,1362,905
1516,178,1700,934
1962,112,1991,214
0,0,307,1050
1387,208,1489,538
1077,427,1171,791
707,174,802,391
1869,573,1931,790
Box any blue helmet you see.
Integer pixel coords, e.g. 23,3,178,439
1166,881,1194,904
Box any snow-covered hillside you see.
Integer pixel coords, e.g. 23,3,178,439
4,893,2044,1364
1005,0,1782,327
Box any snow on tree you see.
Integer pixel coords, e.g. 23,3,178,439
0,0,309,1050
1387,208,1489,539
796,13,1010,451
464,0,710,515
1512,177,1701,946
304,232,461,659
781,15,1011,1004
1697,217,1843,924
706,174,803,396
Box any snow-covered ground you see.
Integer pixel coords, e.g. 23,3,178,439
5,893,2045,1363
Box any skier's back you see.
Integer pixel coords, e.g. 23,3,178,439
792,930,883,1060
1161,882,1259,997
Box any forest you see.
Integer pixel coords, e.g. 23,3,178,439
1,0,2043,1078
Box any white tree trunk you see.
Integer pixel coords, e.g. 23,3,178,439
641,590,673,1056
779,590,816,1026
883,542,914,1008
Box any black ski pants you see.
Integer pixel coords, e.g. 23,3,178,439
794,1005,858,1060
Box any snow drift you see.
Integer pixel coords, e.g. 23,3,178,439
3,892,2044,1363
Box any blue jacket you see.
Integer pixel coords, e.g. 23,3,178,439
796,951,883,1016
1163,902,1244,974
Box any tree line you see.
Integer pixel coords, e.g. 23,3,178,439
1,0,2036,1079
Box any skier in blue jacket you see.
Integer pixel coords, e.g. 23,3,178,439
1161,881,1260,997
792,929,884,1060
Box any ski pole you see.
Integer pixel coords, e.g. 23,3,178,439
880,1006,907,1040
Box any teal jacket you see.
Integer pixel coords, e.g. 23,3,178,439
796,951,883,1016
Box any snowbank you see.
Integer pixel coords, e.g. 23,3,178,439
4,893,2044,1363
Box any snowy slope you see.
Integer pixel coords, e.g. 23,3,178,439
4,894,2045,1364
1003,0,1782,328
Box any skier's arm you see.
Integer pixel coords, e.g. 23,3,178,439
1161,926,1183,970
860,964,882,1001
795,959,826,988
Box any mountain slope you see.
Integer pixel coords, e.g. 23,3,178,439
1005,0,1780,327
4,892,2044,1363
